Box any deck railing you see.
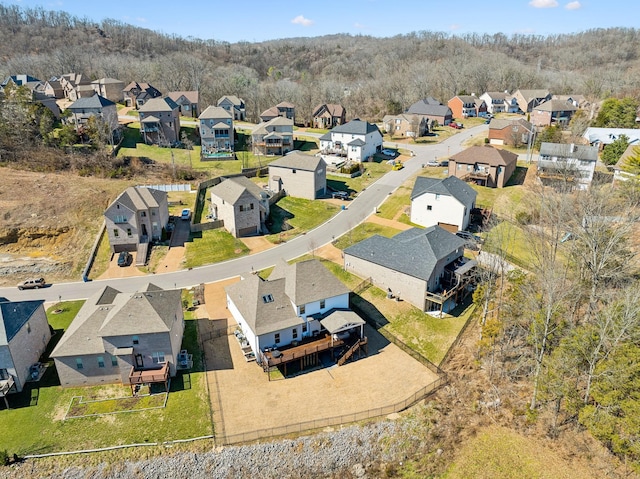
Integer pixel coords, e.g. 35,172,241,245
128,362,169,385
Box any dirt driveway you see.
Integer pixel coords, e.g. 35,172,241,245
198,279,441,441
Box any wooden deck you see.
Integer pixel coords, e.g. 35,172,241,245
128,362,169,385
260,334,345,369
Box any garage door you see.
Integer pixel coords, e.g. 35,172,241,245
238,226,258,237
489,139,504,146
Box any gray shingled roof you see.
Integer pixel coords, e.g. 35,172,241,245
210,176,264,204
344,226,466,282
199,105,232,120
534,99,577,112
450,145,518,167
488,118,532,131
0,300,44,345
138,96,179,112
539,142,598,161
51,285,181,358
411,176,477,205
319,310,365,333
331,119,380,136
107,187,167,214
269,151,325,171
68,94,115,109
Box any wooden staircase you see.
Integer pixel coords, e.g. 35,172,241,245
337,337,368,366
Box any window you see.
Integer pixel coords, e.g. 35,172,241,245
113,229,119,237
427,205,433,211
320,299,325,309
127,228,132,237
292,169,296,174
274,333,281,344
111,356,118,367
239,205,244,212
262,294,274,303
114,215,127,223
152,352,166,364
435,194,441,200
141,211,146,217
293,328,298,339
300,305,306,314
250,203,254,210
132,335,139,345
302,324,308,333
76,358,84,370
97,356,105,368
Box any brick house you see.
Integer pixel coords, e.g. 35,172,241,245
448,145,518,188
447,95,487,118
210,176,270,237
487,118,534,147
138,97,181,145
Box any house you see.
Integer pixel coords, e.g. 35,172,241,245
530,99,577,127
1,74,40,92
447,95,487,119
410,176,477,232
0,299,51,402
122,81,162,109
252,116,294,156
51,284,184,389
311,104,346,129
210,176,270,237
382,113,429,138
319,119,382,162
582,128,640,150
226,259,366,373
407,97,453,126
138,97,181,146
59,73,94,101
268,151,327,200
538,142,599,190
488,118,534,147
217,95,246,121
91,78,125,103
260,101,295,123
448,145,518,188
479,91,520,114
512,89,552,114
167,91,199,118
104,187,169,257
344,226,475,314
42,79,64,99
65,94,119,136
198,105,234,159
552,94,588,109
613,144,640,185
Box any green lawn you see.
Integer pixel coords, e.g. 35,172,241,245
47,301,85,331
266,196,339,242
333,222,402,250
326,160,393,195
184,229,249,268
0,309,210,456
376,184,412,220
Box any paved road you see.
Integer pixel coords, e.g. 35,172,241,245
0,125,487,302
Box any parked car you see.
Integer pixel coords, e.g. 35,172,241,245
425,160,439,167
117,251,132,267
392,162,404,170
180,208,191,220
381,148,397,157
332,191,349,200
17,278,46,290
450,122,464,129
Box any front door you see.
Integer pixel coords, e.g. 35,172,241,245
141,224,148,237
135,354,144,368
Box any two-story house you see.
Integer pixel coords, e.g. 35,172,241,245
488,118,534,147
138,97,181,146
122,82,162,109
91,78,125,103
268,151,327,200
344,226,474,314
448,145,518,188
167,91,199,118
199,105,234,159
319,119,382,162
382,114,429,138
0,299,51,405
479,91,520,114
104,186,169,256
260,101,295,123
210,176,270,237
311,104,346,129
512,89,552,114
530,99,578,127
406,97,453,126
410,176,477,232
252,117,294,156
66,94,119,137
226,259,366,373
448,95,487,119
51,284,184,389
59,73,94,101
217,95,246,121
538,142,599,190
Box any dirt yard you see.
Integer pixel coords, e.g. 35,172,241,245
197,279,440,441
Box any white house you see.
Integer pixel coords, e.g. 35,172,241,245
479,91,520,114
538,142,599,190
582,128,640,150
225,259,362,365
319,119,382,162
410,176,477,232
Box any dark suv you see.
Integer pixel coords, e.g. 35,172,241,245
117,251,132,267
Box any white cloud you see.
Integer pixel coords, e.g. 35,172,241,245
354,22,365,29
529,0,559,7
136,17,147,23
450,24,461,31
291,15,314,27
565,1,581,10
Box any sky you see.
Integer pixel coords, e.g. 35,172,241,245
5,0,636,43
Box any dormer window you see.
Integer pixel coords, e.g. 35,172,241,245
262,294,274,303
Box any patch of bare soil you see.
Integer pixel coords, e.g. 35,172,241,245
0,168,136,286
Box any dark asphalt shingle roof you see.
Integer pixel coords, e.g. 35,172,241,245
539,142,598,161
450,145,518,167
331,119,380,136
269,151,325,171
210,176,264,204
68,94,115,109
344,226,466,282
0,299,45,344
411,176,477,205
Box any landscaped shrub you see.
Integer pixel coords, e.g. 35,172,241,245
340,163,361,175
0,450,8,466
